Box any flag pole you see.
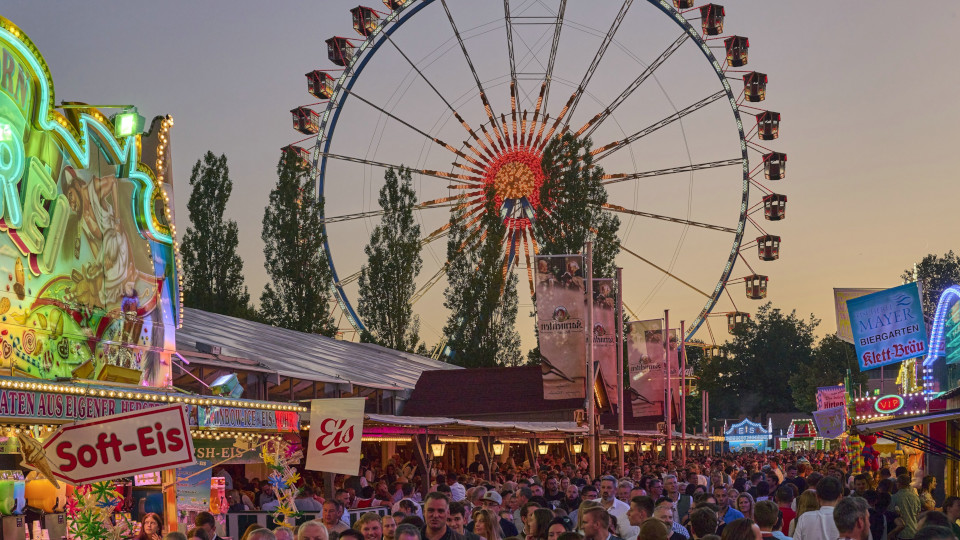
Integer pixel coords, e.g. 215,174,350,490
616,266,624,476
585,242,597,479
664,309,672,462
680,319,687,465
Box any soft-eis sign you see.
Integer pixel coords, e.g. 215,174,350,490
28,404,195,485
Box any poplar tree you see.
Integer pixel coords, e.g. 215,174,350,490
442,187,522,367
259,151,336,336
536,133,621,277
180,151,254,318
357,167,422,351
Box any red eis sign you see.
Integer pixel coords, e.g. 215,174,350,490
305,398,364,474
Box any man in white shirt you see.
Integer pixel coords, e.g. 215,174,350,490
595,475,637,540
448,475,466,502
793,476,842,540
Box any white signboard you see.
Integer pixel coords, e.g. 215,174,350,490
305,398,365,475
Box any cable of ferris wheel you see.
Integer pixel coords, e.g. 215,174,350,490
601,158,741,186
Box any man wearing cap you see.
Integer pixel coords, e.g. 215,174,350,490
467,491,519,537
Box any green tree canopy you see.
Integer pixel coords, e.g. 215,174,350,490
180,151,254,318
789,333,867,412
536,133,620,277
442,186,522,367
259,151,336,335
357,167,422,352
902,250,960,325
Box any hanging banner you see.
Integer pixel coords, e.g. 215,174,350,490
815,385,846,410
592,278,618,407
846,283,927,371
534,255,586,400
305,398,365,475
834,288,883,343
811,406,846,439
627,320,679,418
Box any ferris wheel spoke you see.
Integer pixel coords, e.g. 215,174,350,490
317,153,482,184
618,243,711,299
541,0,567,114
601,158,742,186
562,0,635,131
579,32,690,139
439,0,505,138
340,88,488,167
600,203,736,233
321,201,460,225
592,90,726,161
504,0,518,96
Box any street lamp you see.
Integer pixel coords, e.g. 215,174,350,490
537,442,549,455
492,440,505,456
623,442,632,453
600,442,610,453
572,441,583,454
641,443,650,452
430,440,447,457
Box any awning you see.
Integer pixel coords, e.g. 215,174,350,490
853,409,960,434
363,414,586,434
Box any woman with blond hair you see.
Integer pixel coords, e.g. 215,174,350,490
789,491,820,536
474,508,505,540
736,492,756,521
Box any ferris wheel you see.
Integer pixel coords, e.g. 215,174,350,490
284,0,787,348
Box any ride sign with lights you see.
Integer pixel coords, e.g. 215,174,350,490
24,404,195,485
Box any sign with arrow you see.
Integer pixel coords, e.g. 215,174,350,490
22,404,195,485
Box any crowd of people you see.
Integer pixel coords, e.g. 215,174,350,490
151,450,957,540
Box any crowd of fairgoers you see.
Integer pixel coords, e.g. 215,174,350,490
168,450,957,540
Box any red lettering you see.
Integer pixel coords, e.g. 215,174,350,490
56,441,76,472
166,428,184,452
155,423,166,453
315,418,354,456
77,445,97,468
137,426,158,457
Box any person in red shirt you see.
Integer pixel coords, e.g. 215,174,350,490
775,486,796,536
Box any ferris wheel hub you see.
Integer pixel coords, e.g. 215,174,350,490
479,145,545,218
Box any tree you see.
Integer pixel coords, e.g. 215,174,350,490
259,151,336,335
789,333,867,412
698,303,818,418
357,167,422,352
180,152,254,318
902,250,960,325
442,187,522,367
536,132,620,277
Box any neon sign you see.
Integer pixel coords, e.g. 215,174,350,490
874,394,904,414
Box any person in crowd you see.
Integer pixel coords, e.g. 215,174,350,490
165,534,187,540
474,508,505,540
789,492,819,537
546,517,573,540
561,485,583,514
852,475,872,499
395,524,422,540
655,498,690,540
247,530,277,540
186,529,209,540
689,507,719,540
616,481,634,504
258,481,278,508
713,486,745,525
138,512,163,540
940,496,960,539
525,508,555,540
298,521,328,540
720,518,760,540
737,493,756,522
918,476,937,513
774,487,796,536
832,497,870,540
341,530,366,540
640,519,671,540
323,500,350,540
595,476,632,540
447,502,472,538
545,477,564,505
913,527,955,540
892,474,922,540
581,508,621,540
782,468,806,496
648,479,665,502
424,492,463,540
515,488,534,532
792,476,842,540
384,516,399,540
195,512,223,540
665,475,693,523
295,486,324,512
275,528,295,540
355,513,384,540
475,491,520,537
626,496,654,528
754,501,788,540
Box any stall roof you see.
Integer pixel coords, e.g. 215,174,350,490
853,409,960,434
364,414,587,433
177,308,460,390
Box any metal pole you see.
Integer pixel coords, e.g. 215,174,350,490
585,242,597,479
664,309,672,462
680,320,687,466
616,267,625,476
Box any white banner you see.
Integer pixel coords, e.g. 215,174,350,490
592,278,618,407
534,255,587,400
833,288,882,343
627,320,679,419
305,398,365,475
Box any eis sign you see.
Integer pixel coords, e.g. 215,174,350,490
847,283,927,371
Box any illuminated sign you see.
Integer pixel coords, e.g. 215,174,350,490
874,394,904,414
0,17,179,386
847,283,927,371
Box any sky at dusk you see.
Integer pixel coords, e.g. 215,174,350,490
4,1,958,349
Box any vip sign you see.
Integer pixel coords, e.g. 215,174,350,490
305,398,365,475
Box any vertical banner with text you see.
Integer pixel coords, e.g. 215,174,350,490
627,319,679,418
592,278,618,407
305,398,365,474
535,255,587,400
